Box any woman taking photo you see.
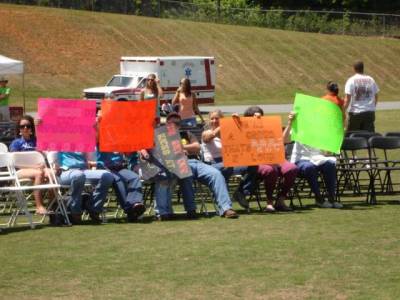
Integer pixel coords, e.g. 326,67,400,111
172,78,204,127
140,73,163,122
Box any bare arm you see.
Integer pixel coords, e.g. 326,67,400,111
156,79,163,98
283,112,295,144
344,94,351,111
171,91,180,106
139,90,145,101
375,93,379,106
192,93,205,123
202,126,221,143
183,133,201,156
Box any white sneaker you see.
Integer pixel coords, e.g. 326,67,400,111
332,202,343,209
318,200,333,208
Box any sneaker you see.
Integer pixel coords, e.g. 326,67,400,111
317,200,333,208
233,190,249,209
264,204,276,213
332,202,343,209
223,209,239,219
127,203,146,222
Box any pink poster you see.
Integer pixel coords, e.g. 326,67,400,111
37,99,97,152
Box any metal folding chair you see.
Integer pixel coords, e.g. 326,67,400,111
10,151,70,227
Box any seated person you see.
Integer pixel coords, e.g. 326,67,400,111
243,106,298,212
96,151,146,222
284,112,342,209
201,109,258,209
9,115,49,215
138,149,181,221
166,112,238,218
57,152,114,224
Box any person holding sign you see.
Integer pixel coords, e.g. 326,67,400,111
284,112,342,209
243,106,298,212
167,112,238,219
57,152,114,224
202,109,259,209
172,78,205,127
95,151,146,222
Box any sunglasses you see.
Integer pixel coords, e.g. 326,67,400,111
19,124,32,129
147,78,155,81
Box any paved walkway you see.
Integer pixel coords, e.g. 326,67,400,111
200,101,400,114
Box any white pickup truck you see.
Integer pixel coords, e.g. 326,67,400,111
83,56,216,105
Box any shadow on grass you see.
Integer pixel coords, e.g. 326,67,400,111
0,224,46,235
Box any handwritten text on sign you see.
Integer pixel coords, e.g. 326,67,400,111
220,116,285,167
153,124,192,179
100,100,156,152
37,99,96,152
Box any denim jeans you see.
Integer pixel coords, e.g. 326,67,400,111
184,159,233,216
59,169,114,214
154,173,175,216
212,161,258,196
180,117,197,127
111,169,143,213
295,160,336,200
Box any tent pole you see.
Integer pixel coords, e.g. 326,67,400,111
22,71,26,113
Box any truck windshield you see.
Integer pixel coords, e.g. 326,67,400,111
107,76,133,87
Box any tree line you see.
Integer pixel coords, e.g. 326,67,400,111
1,0,399,14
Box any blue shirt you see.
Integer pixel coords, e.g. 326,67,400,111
9,137,36,152
96,150,138,170
58,152,87,170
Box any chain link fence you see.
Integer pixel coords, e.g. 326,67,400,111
1,0,399,37
158,0,400,37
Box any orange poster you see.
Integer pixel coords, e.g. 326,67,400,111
220,116,285,167
99,100,156,152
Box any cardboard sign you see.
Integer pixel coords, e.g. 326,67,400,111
220,116,285,167
99,100,156,152
153,123,192,179
291,93,344,154
37,99,96,152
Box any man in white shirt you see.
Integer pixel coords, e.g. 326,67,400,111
344,61,379,132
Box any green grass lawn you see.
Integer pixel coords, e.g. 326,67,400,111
1,198,400,299
1,110,400,299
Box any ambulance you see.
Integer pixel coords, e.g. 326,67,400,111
83,56,216,105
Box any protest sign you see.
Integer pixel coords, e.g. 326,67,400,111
37,99,96,152
153,123,192,179
220,116,285,167
99,100,156,152
291,93,344,154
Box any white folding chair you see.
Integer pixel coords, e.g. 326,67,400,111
0,142,8,153
10,151,70,227
0,152,36,229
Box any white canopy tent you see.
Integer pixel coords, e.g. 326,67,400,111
0,54,25,112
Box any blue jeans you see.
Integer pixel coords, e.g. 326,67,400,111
180,117,197,127
59,169,114,214
154,173,175,216
212,160,258,196
111,169,143,213
182,159,232,216
295,160,336,200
